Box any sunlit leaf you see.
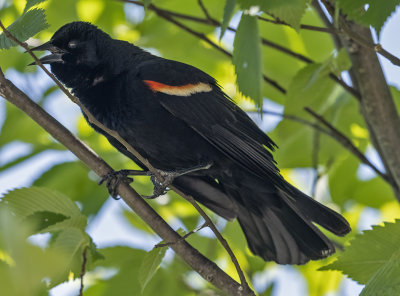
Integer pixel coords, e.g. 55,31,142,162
220,0,236,40
321,220,400,285
0,8,49,49
268,0,307,30
233,13,262,106
76,0,105,23
0,187,87,232
332,48,352,73
338,0,400,36
360,249,400,296
123,209,154,234
139,247,167,292
0,209,70,295
23,0,47,13
33,162,107,216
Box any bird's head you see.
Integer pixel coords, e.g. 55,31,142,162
30,21,112,88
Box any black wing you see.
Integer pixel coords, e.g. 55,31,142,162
137,58,285,186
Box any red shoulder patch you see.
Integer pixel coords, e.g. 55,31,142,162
143,80,212,96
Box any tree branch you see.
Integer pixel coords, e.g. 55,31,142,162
79,247,88,296
311,128,321,197
258,15,337,33
318,1,400,198
0,66,252,295
0,23,253,295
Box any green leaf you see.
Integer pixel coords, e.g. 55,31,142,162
238,0,307,29
238,0,301,10
123,209,154,234
0,187,87,232
143,0,152,9
139,247,167,292
360,249,400,296
330,48,352,75
33,162,107,216
23,211,68,233
48,227,90,286
23,0,47,13
233,13,262,107
285,63,334,114
338,0,400,36
352,177,395,208
321,220,400,285
220,0,236,40
0,8,49,49
267,0,307,30
0,209,70,294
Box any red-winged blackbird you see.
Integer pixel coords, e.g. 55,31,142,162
31,21,350,264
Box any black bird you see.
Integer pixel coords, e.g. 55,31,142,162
31,21,350,264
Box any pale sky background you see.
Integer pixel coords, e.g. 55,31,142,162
1,3,400,296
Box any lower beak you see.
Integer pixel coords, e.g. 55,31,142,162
28,41,65,65
28,53,64,65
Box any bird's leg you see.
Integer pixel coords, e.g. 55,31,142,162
143,162,213,199
99,169,151,199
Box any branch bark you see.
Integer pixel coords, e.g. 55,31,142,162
0,67,252,295
317,1,400,199
344,24,400,196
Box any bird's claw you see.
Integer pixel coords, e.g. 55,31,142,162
99,170,134,199
142,174,173,199
143,163,212,199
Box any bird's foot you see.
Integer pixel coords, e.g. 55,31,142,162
99,169,150,199
143,163,213,199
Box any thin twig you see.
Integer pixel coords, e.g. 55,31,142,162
375,44,400,67
79,247,88,296
155,221,209,248
258,15,337,33
248,110,331,135
311,129,321,197
197,0,213,22
304,107,393,185
341,27,400,67
0,20,253,294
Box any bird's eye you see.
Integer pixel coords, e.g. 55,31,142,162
68,40,79,49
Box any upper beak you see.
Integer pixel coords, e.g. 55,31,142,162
28,41,65,66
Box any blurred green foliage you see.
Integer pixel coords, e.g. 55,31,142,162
1,0,400,295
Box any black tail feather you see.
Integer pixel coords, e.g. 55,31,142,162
228,178,351,264
286,184,350,236
236,188,339,264
172,173,350,265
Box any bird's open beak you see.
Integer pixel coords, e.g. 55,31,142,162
28,41,65,65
